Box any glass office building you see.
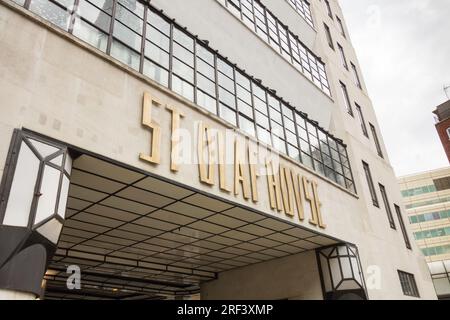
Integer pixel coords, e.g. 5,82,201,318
399,167,450,299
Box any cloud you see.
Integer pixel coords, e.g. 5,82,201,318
339,0,450,176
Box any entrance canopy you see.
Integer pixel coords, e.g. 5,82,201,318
44,154,339,299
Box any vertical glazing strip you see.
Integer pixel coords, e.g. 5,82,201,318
168,19,174,90
292,111,304,164
193,39,198,104
232,65,240,129
106,0,118,55
214,53,220,116
139,6,148,74
68,0,81,35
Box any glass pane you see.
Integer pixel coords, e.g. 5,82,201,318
73,18,108,52
172,59,194,82
197,58,215,79
11,0,26,5
34,165,61,225
220,104,237,126
29,138,59,159
173,27,194,50
146,26,170,50
197,45,214,65
110,40,140,70
87,0,114,14
57,174,70,218
3,142,40,227
145,41,169,68
197,90,217,114
197,73,216,97
239,116,255,137
113,22,142,51
173,42,194,64
172,75,194,101
37,218,63,244
30,0,72,31
143,59,169,87
77,0,111,32
257,127,272,146
118,0,144,18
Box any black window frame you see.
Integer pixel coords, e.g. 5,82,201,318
370,123,384,158
362,161,379,207
395,204,412,249
337,42,348,70
379,183,396,229
324,23,334,50
355,104,369,137
340,81,353,116
324,0,333,19
336,15,346,38
351,62,362,89
398,270,420,298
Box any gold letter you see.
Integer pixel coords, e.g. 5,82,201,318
166,105,185,172
217,131,231,192
293,174,305,221
139,92,161,164
248,143,259,202
280,166,295,217
312,181,326,229
234,138,251,199
266,159,283,211
198,122,215,185
303,177,319,226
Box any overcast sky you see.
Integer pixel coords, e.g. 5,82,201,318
339,0,450,177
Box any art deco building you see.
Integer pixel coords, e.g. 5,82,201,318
0,0,436,299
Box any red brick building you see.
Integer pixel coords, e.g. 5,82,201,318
433,100,450,163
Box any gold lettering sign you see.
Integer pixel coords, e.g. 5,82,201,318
234,138,251,199
312,181,326,229
217,131,231,192
140,92,161,164
293,173,305,221
248,143,259,203
166,105,184,172
198,122,215,185
280,166,295,217
266,159,283,212
139,92,326,229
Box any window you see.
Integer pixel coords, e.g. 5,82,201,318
355,104,368,137
337,43,348,70
29,0,72,31
408,209,450,224
395,205,411,249
422,244,450,257
379,184,396,229
336,16,346,38
351,63,362,89
324,0,333,18
340,81,353,116
222,0,331,96
370,123,384,158
16,0,356,193
362,161,378,207
401,184,436,197
324,23,334,50
286,0,314,27
398,271,420,298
